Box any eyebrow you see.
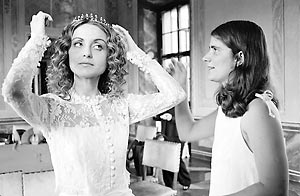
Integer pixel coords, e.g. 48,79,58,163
72,37,107,45
94,38,107,45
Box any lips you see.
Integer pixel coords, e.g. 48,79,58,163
79,62,94,66
208,66,215,70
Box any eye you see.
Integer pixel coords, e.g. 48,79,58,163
73,41,82,47
211,46,217,51
93,44,103,51
210,46,219,55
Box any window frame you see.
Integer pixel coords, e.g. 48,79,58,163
156,1,191,100
160,4,190,61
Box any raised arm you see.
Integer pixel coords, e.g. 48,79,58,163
171,59,217,142
1,11,52,129
113,25,186,124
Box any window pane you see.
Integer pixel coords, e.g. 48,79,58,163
171,32,178,53
179,4,189,29
162,11,171,33
171,8,178,32
179,29,190,52
179,56,189,66
162,33,172,55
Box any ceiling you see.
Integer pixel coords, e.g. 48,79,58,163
143,0,188,9
144,0,177,7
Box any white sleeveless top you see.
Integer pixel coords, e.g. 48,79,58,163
209,107,259,195
209,91,276,195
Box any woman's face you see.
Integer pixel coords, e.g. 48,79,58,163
202,36,235,84
69,23,108,79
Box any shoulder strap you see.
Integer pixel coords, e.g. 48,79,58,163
254,90,275,118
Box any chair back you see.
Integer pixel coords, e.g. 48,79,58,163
0,171,23,196
130,139,180,195
23,170,57,196
135,125,157,142
143,139,181,172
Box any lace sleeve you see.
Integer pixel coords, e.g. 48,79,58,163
127,50,186,124
1,35,51,130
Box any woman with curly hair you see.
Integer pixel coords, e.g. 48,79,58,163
2,11,186,196
47,13,127,99
172,20,288,196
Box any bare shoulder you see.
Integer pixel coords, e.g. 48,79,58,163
247,98,269,114
241,98,281,137
243,98,279,122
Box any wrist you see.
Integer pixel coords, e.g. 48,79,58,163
181,82,188,93
30,33,47,39
29,35,51,47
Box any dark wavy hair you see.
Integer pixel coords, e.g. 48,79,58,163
46,16,127,100
212,20,278,118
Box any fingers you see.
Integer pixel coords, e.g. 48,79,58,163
31,11,53,26
112,24,128,33
171,58,186,72
45,15,53,27
30,11,53,37
32,11,53,22
112,24,141,53
171,58,181,71
111,24,129,51
112,24,129,38
38,11,53,22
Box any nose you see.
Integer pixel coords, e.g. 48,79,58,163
83,46,92,58
202,52,211,62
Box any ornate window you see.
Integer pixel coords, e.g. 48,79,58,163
161,4,190,99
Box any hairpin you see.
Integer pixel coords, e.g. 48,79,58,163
73,13,111,28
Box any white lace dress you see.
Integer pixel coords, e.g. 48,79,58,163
2,35,186,196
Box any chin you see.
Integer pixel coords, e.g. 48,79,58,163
208,76,217,82
208,75,226,84
74,72,101,79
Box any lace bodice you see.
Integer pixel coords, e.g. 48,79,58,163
2,35,186,196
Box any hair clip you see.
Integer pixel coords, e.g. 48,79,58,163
73,13,111,28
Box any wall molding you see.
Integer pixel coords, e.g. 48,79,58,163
0,117,26,125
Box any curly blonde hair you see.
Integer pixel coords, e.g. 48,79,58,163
46,17,127,100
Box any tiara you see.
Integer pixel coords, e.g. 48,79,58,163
73,13,111,28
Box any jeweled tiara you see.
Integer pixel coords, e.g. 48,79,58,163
73,13,111,28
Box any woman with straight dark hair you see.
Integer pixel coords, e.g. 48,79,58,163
172,20,288,196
